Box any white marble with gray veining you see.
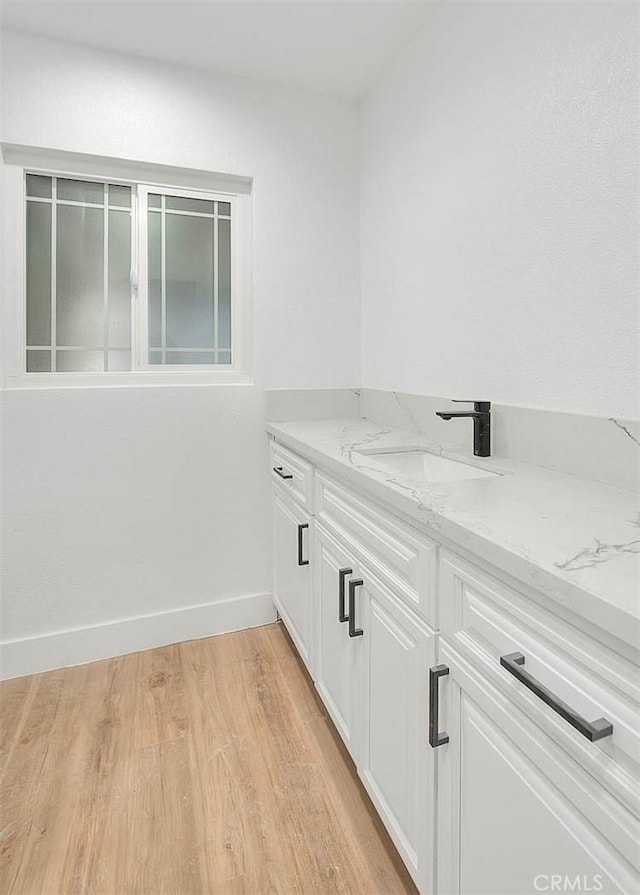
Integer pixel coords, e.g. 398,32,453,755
264,388,640,490
359,389,640,492
267,417,640,651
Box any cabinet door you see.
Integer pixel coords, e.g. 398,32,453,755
313,524,364,760
436,641,638,895
273,488,312,672
358,572,436,895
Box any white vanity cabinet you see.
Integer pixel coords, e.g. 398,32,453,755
312,469,439,890
434,641,637,895
358,569,435,894
312,518,436,893
313,522,365,757
269,436,640,895
434,552,640,895
271,442,314,672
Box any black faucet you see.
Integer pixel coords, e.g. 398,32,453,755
435,400,491,457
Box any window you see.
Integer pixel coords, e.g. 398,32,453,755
24,173,239,374
142,188,232,367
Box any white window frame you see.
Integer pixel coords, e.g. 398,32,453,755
1,145,253,388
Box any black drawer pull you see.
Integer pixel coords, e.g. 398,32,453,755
297,523,309,567
348,579,363,637
338,568,352,623
429,665,450,748
500,652,613,742
273,466,293,480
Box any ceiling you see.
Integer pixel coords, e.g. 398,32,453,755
0,0,437,100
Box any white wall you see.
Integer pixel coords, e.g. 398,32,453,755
2,30,360,389
360,1,639,419
0,31,360,672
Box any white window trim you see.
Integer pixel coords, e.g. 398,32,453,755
1,145,253,388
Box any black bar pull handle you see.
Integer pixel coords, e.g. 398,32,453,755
297,523,309,567
273,466,293,480
429,665,450,748
348,579,364,637
338,568,352,623
500,652,613,742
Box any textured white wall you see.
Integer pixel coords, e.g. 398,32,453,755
2,386,271,638
0,31,359,652
360,1,639,418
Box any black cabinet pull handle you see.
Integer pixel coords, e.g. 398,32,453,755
338,568,352,623
500,652,613,742
273,466,293,480
297,523,309,567
348,579,364,637
429,665,450,748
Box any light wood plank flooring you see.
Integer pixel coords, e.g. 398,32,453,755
0,622,417,895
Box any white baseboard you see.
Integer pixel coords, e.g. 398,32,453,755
0,592,276,680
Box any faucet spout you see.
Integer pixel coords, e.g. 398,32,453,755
435,411,480,420
435,401,491,457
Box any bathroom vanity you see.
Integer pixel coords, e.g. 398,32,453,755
268,419,640,895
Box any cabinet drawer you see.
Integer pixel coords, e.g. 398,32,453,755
440,550,640,811
270,440,314,511
315,472,437,625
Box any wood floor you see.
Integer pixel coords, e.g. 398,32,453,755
0,623,417,895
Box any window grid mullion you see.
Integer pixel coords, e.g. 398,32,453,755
161,194,167,364
103,182,109,372
27,345,130,351
214,206,219,361
147,347,231,353
26,197,129,211
50,177,57,372
147,207,230,221
130,187,139,372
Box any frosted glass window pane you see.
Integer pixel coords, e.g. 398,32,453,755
109,184,131,208
26,174,52,198
148,194,162,209
218,218,231,350
217,202,231,216
108,350,131,371
166,351,215,365
145,192,232,367
108,210,131,348
56,206,104,345
56,350,104,372
27,350,52,372
26,202,52,345
166,196,214,214
166,214,214,349
148,210,162,349
57,178,105,204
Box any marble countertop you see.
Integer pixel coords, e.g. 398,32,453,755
267,418,640,652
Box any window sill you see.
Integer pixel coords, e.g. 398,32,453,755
3,370,253,390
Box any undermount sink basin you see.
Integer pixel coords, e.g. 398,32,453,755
355,449,499,482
